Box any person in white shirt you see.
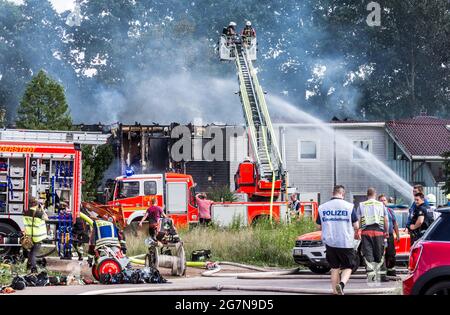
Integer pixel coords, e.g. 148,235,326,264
316,185,359,295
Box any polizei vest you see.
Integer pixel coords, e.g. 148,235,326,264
318,198,355,248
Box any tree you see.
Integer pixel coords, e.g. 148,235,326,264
16,70,72,130
81,144,114,201
442,151,450,195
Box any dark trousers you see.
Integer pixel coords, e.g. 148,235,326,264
73,242,83,260
361,234,384,262
385,234,396,275
199,218,211,226
361,232,387,282
149,223,158,239
27,243,42,271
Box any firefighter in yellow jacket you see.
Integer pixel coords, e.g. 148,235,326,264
23,198,48,273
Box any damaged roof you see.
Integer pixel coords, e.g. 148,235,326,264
386,116,450,159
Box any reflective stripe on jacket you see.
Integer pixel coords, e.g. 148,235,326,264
358,199,385,230
94,220,120,248
23,208,48,243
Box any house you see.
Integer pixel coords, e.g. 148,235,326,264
385,116,450,205
275,116,450,206
91,116,449,206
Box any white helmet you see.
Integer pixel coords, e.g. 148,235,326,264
246,21,252,26
427,193,436,205
229,21,237,27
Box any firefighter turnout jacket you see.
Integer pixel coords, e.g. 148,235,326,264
23,207,48,243
357,199,387,230
92,220,123,249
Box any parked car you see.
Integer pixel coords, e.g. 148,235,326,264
292,207,411,274
403,207,450,295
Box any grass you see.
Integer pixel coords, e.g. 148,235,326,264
125,217,316,268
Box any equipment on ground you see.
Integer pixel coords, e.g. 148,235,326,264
144,217,186,276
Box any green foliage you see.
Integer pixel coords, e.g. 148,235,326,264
125,218,317,267
81,144,114,201
442,151,450,195
206,186,237,202
16,70,72,130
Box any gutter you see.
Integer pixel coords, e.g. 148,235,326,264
273,122,385,128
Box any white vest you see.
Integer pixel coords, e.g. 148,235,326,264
358,199,385,229
318,198,355,248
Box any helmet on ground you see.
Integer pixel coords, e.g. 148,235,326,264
229,21,236,27
246,21,252,26
426,193,436,204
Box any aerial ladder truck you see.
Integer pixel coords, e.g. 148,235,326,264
211,28,315,226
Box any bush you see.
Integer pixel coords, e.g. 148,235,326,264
124,218,316,267
206,186,237,202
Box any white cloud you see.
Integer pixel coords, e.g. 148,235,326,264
7,0,75,13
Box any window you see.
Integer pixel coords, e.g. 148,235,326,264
425,215,450,241
144,181,157,195
117,181,140,198
299,141,317,160
353,140,372,160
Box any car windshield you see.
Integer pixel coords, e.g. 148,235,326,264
116,181,140,199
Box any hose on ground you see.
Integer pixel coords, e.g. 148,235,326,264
79,284,398,295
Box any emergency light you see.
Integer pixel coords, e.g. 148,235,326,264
125,167,135,177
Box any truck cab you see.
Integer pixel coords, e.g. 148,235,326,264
108,172,199,228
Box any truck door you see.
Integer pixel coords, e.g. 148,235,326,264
166,182,188,226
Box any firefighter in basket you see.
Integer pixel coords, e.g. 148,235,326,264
87,217,130,282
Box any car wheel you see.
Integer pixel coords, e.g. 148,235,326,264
309,265,331,274
424,281,450,295
0,222,20,257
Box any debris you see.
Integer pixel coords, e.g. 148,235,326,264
1,286,15,294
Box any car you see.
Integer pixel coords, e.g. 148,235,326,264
292,207,411,274
403,207,450,295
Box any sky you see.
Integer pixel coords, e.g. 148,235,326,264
9,0,75,13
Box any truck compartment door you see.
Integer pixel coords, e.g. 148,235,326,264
211,204,248,227
166,182,187,214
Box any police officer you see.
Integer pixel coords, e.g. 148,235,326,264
357,188,389,282
316,185,359,295
87,218,127,266
409,193,431,244
23,198,48,273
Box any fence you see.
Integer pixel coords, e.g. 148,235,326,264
424,186,448,207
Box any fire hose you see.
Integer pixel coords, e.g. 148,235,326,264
80,284,397,295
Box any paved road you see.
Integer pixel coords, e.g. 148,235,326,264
10,273,403,295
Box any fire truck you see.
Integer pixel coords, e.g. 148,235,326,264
84,171,199,228
0,129,109,257
214,27,318,226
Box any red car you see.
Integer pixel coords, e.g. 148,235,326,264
403,207,450,295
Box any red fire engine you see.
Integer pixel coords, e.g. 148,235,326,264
96,172,199,228
0,129,109,257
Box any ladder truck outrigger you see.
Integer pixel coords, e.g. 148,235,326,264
214,27,318,226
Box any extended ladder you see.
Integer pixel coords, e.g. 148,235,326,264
234,45,284,180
